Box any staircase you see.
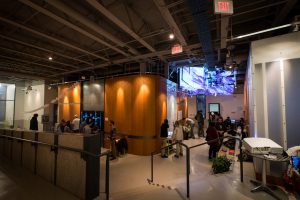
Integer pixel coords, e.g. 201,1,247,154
96,184,184,200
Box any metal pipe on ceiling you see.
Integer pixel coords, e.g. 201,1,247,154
187,0,215,68
86,0,167,62
48,43,201,77
0,61,57,75
46,0,140,56
0,46,77,69
19,0,130,57
0,55,66,71
0,34,93,66
0,17,108,61
86,0,155,53
0,70,52,80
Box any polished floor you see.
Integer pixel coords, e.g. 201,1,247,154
0,138,297,200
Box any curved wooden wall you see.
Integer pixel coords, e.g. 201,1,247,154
58,83,81,122
104,75,167,155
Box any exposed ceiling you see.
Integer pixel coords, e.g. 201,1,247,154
0,0,299,83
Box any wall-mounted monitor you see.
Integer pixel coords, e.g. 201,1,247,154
209,103,220,114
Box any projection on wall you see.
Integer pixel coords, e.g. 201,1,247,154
180,67,235,95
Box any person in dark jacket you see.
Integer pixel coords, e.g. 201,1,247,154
206,121,219,160
109,120,117,160
160,119,169,158
29,113,38,131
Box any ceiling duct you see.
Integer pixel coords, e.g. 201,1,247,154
187,0,215,68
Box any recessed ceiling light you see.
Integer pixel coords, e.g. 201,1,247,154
169,33,174,40
48,56,53,60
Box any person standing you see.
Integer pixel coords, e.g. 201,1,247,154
172,120,184,158
206,122,219,160
109,120,117,160
160,119,169,158
30,113,38,131
195,110,204,137
216,117,226,150
72,114,80,133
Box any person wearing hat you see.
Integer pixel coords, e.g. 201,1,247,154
72,114,80,133
30,113,38,131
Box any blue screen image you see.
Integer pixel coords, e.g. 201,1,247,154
80,111,104,131
180,66,235,95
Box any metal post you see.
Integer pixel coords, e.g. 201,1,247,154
239,139,243,182
186,147,190,198
105,153,110,200
151,152,154,182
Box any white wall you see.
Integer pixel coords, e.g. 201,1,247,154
206,94,244,120
248,31,300,148
167,80,177,131
14,82,25,129
247,32,300,178
23,81,45,131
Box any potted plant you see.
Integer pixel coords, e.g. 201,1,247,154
212,156,232,174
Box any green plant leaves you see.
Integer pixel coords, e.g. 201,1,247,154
212,156,232,174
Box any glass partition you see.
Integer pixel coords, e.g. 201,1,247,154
0,83,15,128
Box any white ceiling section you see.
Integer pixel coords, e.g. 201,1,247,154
0,0,298,82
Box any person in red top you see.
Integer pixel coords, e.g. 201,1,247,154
206,121,219,160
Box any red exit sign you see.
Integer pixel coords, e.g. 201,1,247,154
214,0,233,14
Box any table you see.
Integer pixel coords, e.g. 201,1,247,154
247,152,289,200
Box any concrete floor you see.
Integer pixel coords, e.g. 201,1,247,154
0,138,297,200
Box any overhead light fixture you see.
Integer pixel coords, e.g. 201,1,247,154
169,33,175,40
48,56,53,61
230,23,297,41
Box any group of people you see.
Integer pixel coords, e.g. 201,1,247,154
160,111,247,160
160,110,205,158
206,114,247,160
56,115,99,134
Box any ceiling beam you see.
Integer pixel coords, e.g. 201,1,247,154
0,34,93,66
220,16,230,49
272,0,297,26
48,43,201,77
86,0,167,62
19,0,130,57
0,16,108,61
0,46,77,69
0,70,52,80
0,55,66,71
46,0,140,55
153,0,187,46
86,0,155,52
0,62,55,76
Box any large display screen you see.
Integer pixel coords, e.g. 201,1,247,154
180,67,235,95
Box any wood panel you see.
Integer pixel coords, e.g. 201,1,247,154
36,132,54,183
105,75,167,155
57,133,85,199
58,83,81,122
12,130,23,165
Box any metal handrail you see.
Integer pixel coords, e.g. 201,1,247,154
149,135,244,199
0,133,111,200
149,141,191,198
